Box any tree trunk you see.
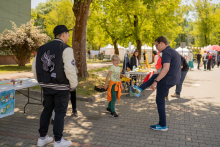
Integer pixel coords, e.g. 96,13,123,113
98,45,101,52
113,40,119,55
72,0,92,77
152,43,154,63
136,40,142,61
133,15,142,61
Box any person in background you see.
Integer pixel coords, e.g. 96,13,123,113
130,51,139,85
211,52,216,68
197,51,202,70
130,52,134,58
130,50,139,71
152,51,162,73
207,52,212,71
217,53,220,68
203,51,208,71
143,51,146,62
171,55,189,97
187,51,194,70
88,49,91,59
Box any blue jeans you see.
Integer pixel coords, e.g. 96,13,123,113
139,74,159,90
139,74,173,127
197,60,200,69
203,60,207,69
156,80,173,126
212,59,216,68
175,71,188,95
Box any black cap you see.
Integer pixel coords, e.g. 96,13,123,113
53,25,72,37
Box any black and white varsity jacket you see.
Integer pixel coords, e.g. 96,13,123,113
32,39,78,90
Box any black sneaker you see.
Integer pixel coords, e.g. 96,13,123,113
106,108,111,113
72,109,78,117
111,112,119,117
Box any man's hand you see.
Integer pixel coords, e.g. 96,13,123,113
121,84,123,91
150,82,157,91
69,88,75,91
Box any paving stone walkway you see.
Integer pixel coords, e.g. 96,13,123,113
0,63,220,147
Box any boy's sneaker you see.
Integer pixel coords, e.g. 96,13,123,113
106,108,111,113
111,112,119,117
54,138,72,147
151,124,168,131
131,86,142,94
37,135,53,147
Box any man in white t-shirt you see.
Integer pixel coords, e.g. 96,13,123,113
203,51,208,71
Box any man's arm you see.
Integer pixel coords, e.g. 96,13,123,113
32,55,37,81
155,63,170,82
63,47,78,90
150,63,170,91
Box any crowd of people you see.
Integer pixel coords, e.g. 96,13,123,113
32,24,219,147
197,51,220,71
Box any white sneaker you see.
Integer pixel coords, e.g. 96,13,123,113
37,135,53,147
54,138,72,147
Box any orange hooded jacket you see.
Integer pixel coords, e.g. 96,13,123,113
107,80,122,102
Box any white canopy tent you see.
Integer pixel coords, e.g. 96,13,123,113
175,47,189,56
104,44,126,61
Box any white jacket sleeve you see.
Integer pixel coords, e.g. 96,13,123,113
32,55,37,81
62,47,78,89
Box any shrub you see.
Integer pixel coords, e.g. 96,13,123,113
0,20,50,66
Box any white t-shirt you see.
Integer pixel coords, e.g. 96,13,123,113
203,53,207,61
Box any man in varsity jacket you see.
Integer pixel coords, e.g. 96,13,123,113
32,25,78,147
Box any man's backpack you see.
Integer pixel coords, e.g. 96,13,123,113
206,55,209,60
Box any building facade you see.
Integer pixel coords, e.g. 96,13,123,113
0,0,31,33
0,0,31,65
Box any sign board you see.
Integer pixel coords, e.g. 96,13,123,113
129,42,131,51
180,42,186,48
0,89,15,119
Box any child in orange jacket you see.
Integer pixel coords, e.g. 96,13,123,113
104,55,123,117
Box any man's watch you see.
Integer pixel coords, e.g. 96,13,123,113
154,79,159,83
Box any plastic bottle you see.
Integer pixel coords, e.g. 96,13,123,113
133,65,136,71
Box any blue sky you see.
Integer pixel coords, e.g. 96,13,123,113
31,0,220,9
31,0,47,8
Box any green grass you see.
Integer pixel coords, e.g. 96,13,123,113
30,74,106,97
29,65,124,97
0,64,32,74
86,59,111,63
0,59,115,75
88,66,110,73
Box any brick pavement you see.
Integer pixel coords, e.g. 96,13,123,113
0,63,220,147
